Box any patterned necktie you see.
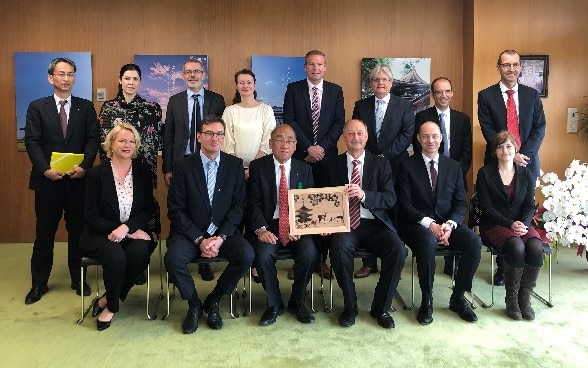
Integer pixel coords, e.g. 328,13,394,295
311,86,320,144
430,160,438,193
375,99,385,138
439,113,449,156
278,164,290,245
506,89,521,147
349,159,361,230
59,100,68,137
206,160,217,235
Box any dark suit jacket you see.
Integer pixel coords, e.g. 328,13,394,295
352,94,414,173
167,151,245,242
80,160,155,250
326,151,397,232
24,95,99,190
414,106,472,179
478,83,546,178
247,155,314,234
397,154,467,226
283,79,345,163
162,89,226,174
476,162,536,231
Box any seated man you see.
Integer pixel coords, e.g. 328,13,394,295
327,119,406,329
397,120,481,326
247,124,319,326
164,116,254,334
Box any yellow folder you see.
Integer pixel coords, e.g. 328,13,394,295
50,152,84,173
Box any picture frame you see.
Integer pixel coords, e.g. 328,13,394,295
288,186,350,235
519,55,549,98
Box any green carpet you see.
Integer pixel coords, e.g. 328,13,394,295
1,243,586,368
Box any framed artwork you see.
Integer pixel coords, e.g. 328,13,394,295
519,55,549,97
288,186,350,235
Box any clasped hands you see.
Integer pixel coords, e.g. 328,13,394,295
429,222,452,246
304,145,325,164
510,221,529,237
108,224,151,243
257,228,300,244
344,183,364,200
44,166,86,181
199,236,224,258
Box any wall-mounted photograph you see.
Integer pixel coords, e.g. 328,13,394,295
15,52,92,151
519,55,549,98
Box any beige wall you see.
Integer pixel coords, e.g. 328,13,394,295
0,0,586,242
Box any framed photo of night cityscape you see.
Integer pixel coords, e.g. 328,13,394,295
288,186,350,235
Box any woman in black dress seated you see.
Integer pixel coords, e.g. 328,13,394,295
81,123,155,330
476,131,543,321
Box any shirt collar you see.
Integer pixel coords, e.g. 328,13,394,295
53,94,71,105
421,152,439,165
307,79,323,91
435,106,450,116
200,151,220,167
346,151,366,166
376,93,390,104
188,89,203,99
273,156,292,171
499,82,519,94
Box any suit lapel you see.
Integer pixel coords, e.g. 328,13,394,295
100,163,121,219
43,97,65,140
489,164,508,200
337,154,349,185
362,152,375,189
66,97,81,143
289,159,302,190
492,84,507,121
180,91,190,131
416,155,435,201
380,97,395,137
202,89,211,116
192,155,211,211
301,82,313,122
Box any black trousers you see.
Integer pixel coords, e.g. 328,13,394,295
401,224,482,300
330,219,406,313
251,222,318,310
164,233,254,303
31,178,85,287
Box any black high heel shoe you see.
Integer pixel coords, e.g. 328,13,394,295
91,295,105,317
96,317,112,331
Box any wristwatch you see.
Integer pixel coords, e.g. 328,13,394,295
219,234,227,241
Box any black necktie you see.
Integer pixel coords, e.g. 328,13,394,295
189,95,202,153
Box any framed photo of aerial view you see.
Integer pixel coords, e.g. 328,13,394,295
519,55,549,97
288,186,350,235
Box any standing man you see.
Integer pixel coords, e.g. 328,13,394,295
414,77,472,277
24,57,99,304
247,124,318,326
327,119,406,329
351,63,414,279
283,49,345,279
397,121,481,326
478,49,546,285
164,116,254,334
162,59,226,281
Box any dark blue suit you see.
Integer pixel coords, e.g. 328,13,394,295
283,79,345,186
165,151,254,302
478,83,546,179
24,95,99,287
247,155,318,309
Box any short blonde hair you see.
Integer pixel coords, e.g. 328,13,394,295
103,122,141,159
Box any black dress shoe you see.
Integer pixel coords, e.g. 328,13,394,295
182,304,203,334
338,308,358,327
260,304,284,326
449,298,478,322
97,315,114,331
287,303,315,324
417,300,433,325
91,295,106,317
370,310,395,329
205,301,223,330
493,268,505,286
198,264,215,281
71,281,92,296
24,285,49,305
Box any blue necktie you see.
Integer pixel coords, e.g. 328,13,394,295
375,99,385,138
206,160,218,235
439,113,449,156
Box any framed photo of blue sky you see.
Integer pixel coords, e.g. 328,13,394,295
519,55,549,98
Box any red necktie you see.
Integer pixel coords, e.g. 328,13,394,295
59,100,68,137
311,87,319,144
506,89,521,147
349,160,361,230
430,160,437,193
278,164,290,245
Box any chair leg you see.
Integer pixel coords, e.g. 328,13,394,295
406,256,416,310
146,264,156,320
324,265,333,312
162,272,172,320
309,273,317,313
77,264,100,324
243,267,252,317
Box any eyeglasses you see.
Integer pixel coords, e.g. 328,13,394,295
498,63,521,69
200,131,225,138
272,138,296,145
53,72,76,78
371,78,391,83
184,69,204,75
433,90,452,96
420,134,441,140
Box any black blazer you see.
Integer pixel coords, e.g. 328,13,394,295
167,151,246,242
80,160,155,250
283,79,345,163
326,151,397,232
352,94,414,172
414,106,472,179
247,155,314,234
476,163,536,231
397,154,467,226
478,83,546,178
162,89,226,174
24,95,99,190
